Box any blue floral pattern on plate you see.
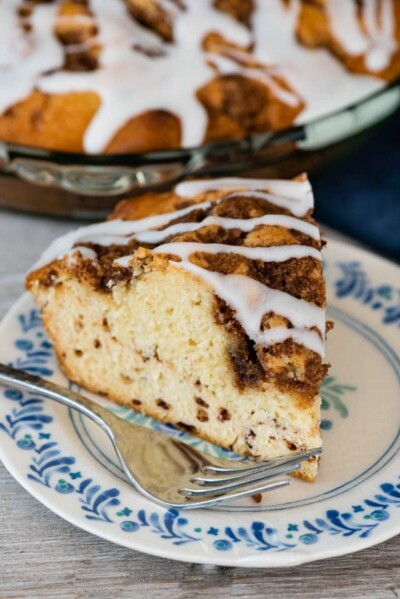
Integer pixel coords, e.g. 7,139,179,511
335,261,400,327
0,241,399,566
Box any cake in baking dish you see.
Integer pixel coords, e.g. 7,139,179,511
26,174,330,481
0,0,399,154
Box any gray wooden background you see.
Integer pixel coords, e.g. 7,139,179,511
0,209,399,599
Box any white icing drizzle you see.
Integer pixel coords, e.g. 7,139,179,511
326,1,370,57
327,0,396,72
175,177,314,217
115,253,325,357
117,238,323,357
32,176,315,270
150,242,321,263
31,175,325,357
38,0,254,152
65,246,98,264
208,53,301,108
0,1,64,115
226,191,312,219
364,0,397,71
0,0,396,152
252,0,384,125
260,327,324,358
178,263,325,356
30,201,211,271
135,214,320,244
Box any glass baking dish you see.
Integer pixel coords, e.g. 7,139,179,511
0,79,399,219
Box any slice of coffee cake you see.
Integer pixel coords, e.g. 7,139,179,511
26,175,329,480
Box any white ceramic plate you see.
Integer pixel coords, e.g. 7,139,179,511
0,238,399,568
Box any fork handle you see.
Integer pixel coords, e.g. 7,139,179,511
0,362,118,439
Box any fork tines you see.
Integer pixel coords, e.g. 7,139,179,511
179,447,322,501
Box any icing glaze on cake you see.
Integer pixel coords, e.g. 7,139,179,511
0,0,398,153
26,174,329,481
32,176,326,358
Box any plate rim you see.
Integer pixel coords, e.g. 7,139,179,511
0,237,399,568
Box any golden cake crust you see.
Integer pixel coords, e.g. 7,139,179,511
1,0,399,154
27,175,328,403
26,175,327,481
0,76,299,154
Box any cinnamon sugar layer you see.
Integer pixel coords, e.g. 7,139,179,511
27,176,328,399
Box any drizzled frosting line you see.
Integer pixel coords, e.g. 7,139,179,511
175,177,314,217
0,0,395,153
167,261,325,357
31,176,316,270
115,249,325,357
326,0,396,72
135,213,320,244
30,201,211,271
30,176,326,357
150,242,321,263
115,240,324,357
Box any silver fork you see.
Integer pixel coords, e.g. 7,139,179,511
0,364,322,509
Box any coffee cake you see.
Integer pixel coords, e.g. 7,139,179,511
26,174,329,480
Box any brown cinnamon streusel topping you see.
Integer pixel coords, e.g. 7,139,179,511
213,296,326,400
29,185,327,398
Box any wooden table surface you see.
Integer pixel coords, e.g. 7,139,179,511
0,209,399,599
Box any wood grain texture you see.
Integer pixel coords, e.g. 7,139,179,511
0,209,399,599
